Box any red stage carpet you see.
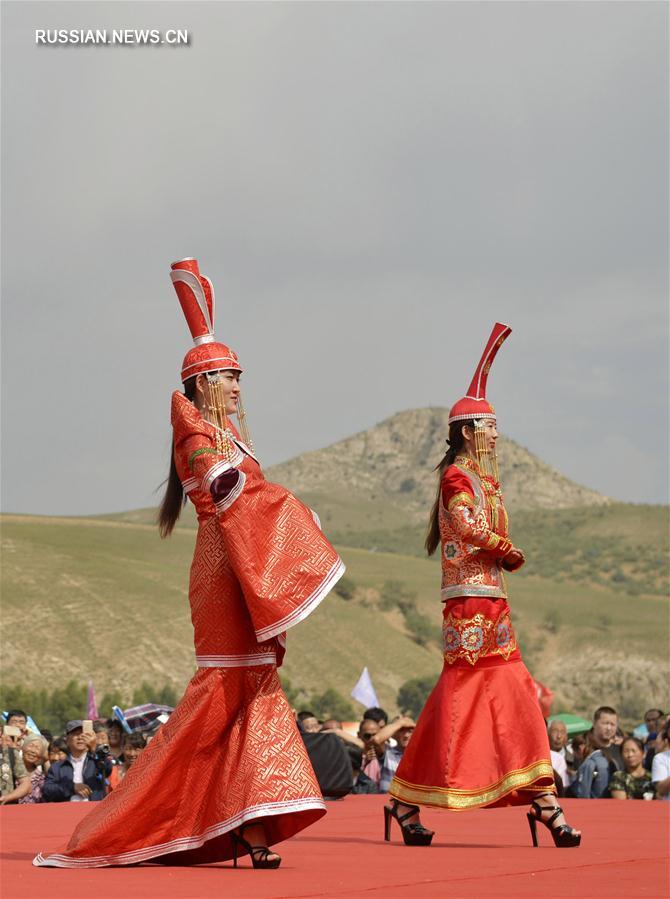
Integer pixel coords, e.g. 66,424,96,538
1,797,668,899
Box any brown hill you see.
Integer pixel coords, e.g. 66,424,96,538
267,407,609,526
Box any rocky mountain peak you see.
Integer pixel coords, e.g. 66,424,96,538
267,407,609,522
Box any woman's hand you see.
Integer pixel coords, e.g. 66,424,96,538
502,548,525,571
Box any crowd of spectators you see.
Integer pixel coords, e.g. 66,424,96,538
1,704,669,807
298,704,670,802
548,706,670,801
296,707,418,796
0,710,148,806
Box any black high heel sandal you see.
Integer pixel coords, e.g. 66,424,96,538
230,827,282,869
384,799,434,846
527,798,581,848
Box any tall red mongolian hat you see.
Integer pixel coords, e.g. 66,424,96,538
170,258,242,382
448,322,512,425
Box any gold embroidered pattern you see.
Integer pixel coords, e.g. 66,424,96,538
485,532,502,550
390,760,554,810
454,456,505,531
454,455,480,475
440,459,513,598
443,609,517,666
447,491,475,512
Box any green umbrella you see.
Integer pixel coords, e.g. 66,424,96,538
548,713,591,735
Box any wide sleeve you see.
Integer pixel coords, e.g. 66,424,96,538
171,391,344,643
218,472,345,642
441,468,513,559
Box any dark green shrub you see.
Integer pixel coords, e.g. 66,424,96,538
397,676,436,719
334,576,356,600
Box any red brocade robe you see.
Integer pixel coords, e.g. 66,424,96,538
389,455,555,810
34,393,344,868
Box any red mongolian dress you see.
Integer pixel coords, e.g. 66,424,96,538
34,393,344,867
389,455,555,810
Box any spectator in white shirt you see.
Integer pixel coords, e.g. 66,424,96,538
548,720,570,789
651,719,670,801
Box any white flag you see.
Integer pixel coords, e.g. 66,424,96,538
351,666,379,709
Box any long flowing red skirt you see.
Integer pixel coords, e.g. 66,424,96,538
389,597,555,811
34,666,325,867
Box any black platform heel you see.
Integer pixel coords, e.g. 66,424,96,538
230,827,282,869
384,799,434,846
527,798,581,848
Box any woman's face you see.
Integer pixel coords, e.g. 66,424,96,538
479,419,499,453
49,746,67,763
199,371,241,417
22,741,45,767
464,419,498,454
123,744,144,767
621,740,644,772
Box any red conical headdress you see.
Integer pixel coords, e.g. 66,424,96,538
170,258,242,382
448,323,511,425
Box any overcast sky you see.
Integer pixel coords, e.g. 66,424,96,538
1,1,668,515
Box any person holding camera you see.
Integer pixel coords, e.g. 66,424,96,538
42,721,112,803
0,726,30,804
4,709,29,747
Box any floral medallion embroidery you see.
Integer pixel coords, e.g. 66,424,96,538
461,625,485,652
496,622,512,648
443,610,517,665
443,542,458,560
443,626,461,653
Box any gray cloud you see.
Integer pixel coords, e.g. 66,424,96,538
1,1,667,513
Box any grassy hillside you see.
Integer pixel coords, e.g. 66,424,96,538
3,408,667,722
321,503,669,598
2,513,667,721
0,516,440,713
112,500,668,599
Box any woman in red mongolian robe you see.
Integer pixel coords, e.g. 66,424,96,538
386,324,581,849
34,258,344,870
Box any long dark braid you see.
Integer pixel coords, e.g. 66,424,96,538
424,420,473,556
157,377,197,538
